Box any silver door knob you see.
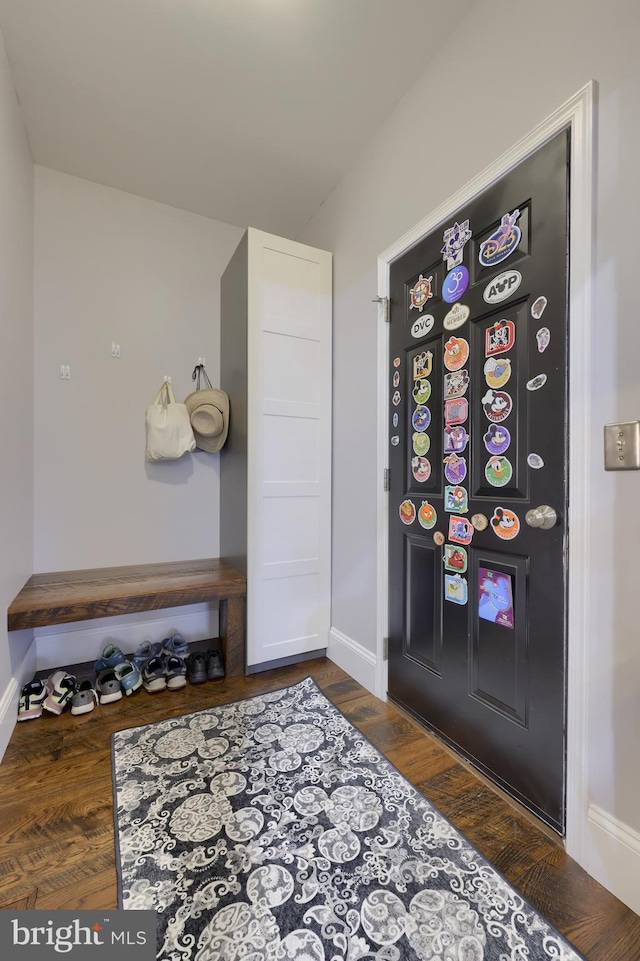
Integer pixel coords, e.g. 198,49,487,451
525,505,557,529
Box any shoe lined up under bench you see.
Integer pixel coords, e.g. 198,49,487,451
18,632,227,721
8,558,247,724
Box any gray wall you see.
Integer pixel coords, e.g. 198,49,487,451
0,27,34,756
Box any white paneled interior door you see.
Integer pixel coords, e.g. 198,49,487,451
247,230,332,668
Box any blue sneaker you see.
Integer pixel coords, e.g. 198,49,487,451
115,660,142,696
162,633,188,657
94,643,126,673
131,639,162,670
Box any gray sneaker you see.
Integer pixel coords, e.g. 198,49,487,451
71,679,98,715
96,669,122,704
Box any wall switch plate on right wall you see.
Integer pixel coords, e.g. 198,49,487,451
604,421,640,470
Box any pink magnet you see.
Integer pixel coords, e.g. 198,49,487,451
448,516,474,545
411,457,432,483
445,397,468,426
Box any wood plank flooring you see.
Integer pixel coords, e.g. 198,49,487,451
1,656,638,959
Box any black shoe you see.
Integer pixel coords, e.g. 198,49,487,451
206,649,225,680
187,651,207,685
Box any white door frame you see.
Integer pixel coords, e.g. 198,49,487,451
375,82,595,863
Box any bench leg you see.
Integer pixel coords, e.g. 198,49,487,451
219,596,245,677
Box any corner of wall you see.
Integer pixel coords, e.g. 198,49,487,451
328,627,377,695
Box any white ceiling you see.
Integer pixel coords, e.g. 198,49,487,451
0,0,476,237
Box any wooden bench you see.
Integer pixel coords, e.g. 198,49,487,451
7,558,247,677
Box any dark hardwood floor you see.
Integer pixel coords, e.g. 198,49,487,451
1,655,638,959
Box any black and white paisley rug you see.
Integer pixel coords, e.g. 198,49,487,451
112,677,585,960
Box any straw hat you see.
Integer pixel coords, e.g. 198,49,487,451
184,387,229,453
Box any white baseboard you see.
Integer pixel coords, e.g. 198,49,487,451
34,604,219,671
328,627,377,694
587,803,640,914
0,636,37,763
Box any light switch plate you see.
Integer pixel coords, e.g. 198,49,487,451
604,421,640,470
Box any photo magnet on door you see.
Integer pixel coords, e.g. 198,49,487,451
393,356,401,368
393,371,400,388
409,274,434,311
445,573,468,605
390,435,399,446
442,266,470,304
441,219,472,269
393,412,399,428
479,568,514,628
478,208,521,268
527,452,544,469
392,390,401,406
490,507,520,540
443,543,468,573
418,501,437,529
483,269,522,304
433,530,445,546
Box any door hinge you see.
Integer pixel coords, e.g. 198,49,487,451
383,468,390,492
372,295,390,322
383,637,389,660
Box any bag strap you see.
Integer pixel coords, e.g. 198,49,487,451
192,364,213,391
152,382,175,407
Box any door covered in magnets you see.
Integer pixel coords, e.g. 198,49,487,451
387,130,569,832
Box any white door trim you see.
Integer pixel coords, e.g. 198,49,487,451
375,82,595,864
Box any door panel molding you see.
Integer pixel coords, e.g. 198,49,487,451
376,82,595,863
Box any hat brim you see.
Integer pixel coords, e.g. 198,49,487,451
184,388,229,453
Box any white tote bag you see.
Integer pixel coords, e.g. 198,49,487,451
145,381,196,461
